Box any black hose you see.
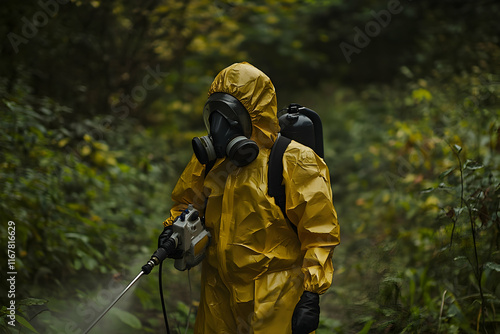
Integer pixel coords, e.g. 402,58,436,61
159,261,171,334
141,238,177,333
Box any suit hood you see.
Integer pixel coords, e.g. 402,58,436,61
207,62,279,149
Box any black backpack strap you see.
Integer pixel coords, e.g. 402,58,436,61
204,160,215,177
268,135,291,219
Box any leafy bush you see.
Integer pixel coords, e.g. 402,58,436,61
310,63,499,333
0,80,183,333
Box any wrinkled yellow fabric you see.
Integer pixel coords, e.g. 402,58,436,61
164,62,340,334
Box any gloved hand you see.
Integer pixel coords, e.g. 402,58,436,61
157,225,183,259
291,291,320,334
158,225,173,248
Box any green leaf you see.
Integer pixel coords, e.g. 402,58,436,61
176,301,190,317
464,160,483,170
453,207,465,217
357,319,375,334
109,308,142,329
19,298,48,306
74,259,82,270
15,314,39,333
409,277,416,306
65,232,90,244
439,167,455,180
82,256,98,270
453,144,462,153
485,262,500,272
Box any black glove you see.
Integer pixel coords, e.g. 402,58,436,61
292,291,320,334
157,225,183,259
158,225,173,248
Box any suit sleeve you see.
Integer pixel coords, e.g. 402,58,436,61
282,143,340,294
163,154,207,227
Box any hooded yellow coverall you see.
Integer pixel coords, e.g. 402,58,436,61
164,62,340,334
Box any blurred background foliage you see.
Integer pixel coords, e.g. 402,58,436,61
0,0,499,333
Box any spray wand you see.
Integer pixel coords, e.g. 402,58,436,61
83,205,210,334
82,239,176,334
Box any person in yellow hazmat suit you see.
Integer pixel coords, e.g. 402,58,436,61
158,62,340,334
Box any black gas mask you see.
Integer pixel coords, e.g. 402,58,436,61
192,93,259,167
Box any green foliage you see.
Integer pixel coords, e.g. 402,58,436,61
311,48,499,332
0,298,47,334
0,80,179,332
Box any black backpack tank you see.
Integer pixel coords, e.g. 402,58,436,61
268,103,328,221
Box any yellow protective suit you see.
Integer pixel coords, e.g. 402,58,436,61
164,62,340,334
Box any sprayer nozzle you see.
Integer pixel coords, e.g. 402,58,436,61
141,238,177,275
141,260,155,275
